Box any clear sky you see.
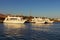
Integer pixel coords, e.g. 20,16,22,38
0,0,60,18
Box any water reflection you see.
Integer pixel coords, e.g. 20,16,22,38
3,23,26,37
4,23,25,29
32,23,53,32
1,23,60,40
32,23,53,27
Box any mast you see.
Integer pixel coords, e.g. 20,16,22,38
29,9,32,16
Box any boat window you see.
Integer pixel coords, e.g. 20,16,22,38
10,18,17,20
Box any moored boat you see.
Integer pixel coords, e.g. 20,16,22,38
3,16,26,23
44,18,54,24
31,17,45,23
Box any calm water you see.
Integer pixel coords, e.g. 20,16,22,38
0,23,60,40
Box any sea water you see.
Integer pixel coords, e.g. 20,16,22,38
0,23,60,40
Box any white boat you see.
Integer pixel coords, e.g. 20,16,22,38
44,18,54,23
3,16,26,23
31,17,45,23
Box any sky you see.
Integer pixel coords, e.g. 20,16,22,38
0,0,60,18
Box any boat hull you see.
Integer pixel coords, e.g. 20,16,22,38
3,20,26,23
35,21,45,24
45,21,54,24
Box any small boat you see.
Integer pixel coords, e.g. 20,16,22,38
3,16,26,23
44,18,54,23
31,17,45,23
